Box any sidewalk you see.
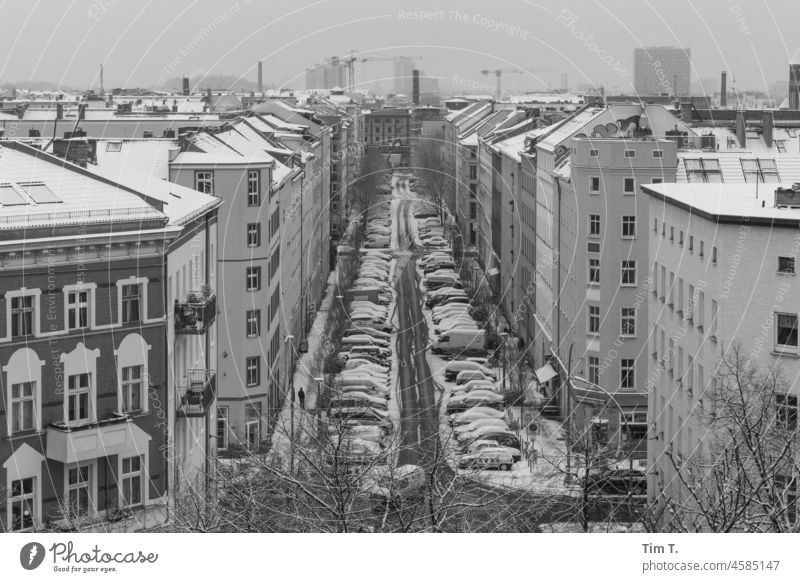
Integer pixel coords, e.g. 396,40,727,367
268,269,338,469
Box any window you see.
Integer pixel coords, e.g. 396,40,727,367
469,202,477,220
620,359,635,390
246,266,261,291
670,226,674,242
712,246,718,264
106,141,122,152
689,235,694,253
679,230,684,246
247,170,261,205
622,215,636,238
696,290,705,328
653,150,664,159
194,171,214,194
651,177,663,184
589,214,600,236
741,158,780,183
246,309,261,338
469,166,477,180
624,177,635,193
621,260,636,285
588,148,599,157
247,223,261,247
10,382,35,433
779,256,796,274
621,411,648,440
775,313,799,352
699,241,705,258
121,284,141,324
217,407,229,449
67,464,91,517
588,355,599,385
67,373,91,423
120,456,143,507
653,218,658,233
587,241,600,253
588,258,600,284
684,158,722,183
246,356,260,387
11,295,34,338
775,475,797,524
776,394,798,430
269,250,281,279
67,290,89,330
120,365,142,413
588,305,600,334
590,176,600,192
621,307,636,336
9,477,36,531
624,149,636,158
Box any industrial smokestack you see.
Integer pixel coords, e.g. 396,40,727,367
182,77,190,96
720,71,727,108
258,61,263,94
412,69,420,105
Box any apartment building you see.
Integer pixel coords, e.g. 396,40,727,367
633,46,691,97
643,182,800,518
0,142,184,531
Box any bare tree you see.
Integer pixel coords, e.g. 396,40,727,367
645,346,800,532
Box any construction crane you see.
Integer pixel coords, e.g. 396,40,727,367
481,66,557,99
335,52,424,95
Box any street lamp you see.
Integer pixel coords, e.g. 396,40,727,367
500,332,509,394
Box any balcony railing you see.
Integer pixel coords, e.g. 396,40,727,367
177,369,216,417
174,290,217,335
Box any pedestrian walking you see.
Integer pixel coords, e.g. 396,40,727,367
298,387,305,410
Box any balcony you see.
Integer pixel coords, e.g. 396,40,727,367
46,414,151,464
174,290,217,335
177,369,216,417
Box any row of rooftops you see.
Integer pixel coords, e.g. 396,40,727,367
0,102,356,235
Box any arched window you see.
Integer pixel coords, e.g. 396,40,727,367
3,348,45,434
115,334,151,414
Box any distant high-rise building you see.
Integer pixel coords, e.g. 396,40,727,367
789,51,800,110
305,57,347,90
633,47,691,97
393,57,415,96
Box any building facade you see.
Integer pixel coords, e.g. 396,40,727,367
633,47,691,98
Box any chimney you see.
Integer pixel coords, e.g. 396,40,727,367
258,61,263,94
735,109,746,148
412,69,420,105
720,71,727,108
762,110,774,148
681,101,692,123
182,77,190,96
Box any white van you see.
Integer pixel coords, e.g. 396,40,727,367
431,329,486,355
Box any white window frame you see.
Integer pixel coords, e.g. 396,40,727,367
247,223,261,248
246,419,260,450
624,149,636,158
217,406,229,449
114,333,151,415
246,309,260,338
590,176,600,193
3,348,45,434
588,354,600,385
588,305,600,335
588,258,600,285
588,214,601,237
60,342,100,425
10,382,36,434
246,356,260,387
589,149,599,157
6,288,41,339
116,277,153,325
65,460,97,520
775,312,799,354
621,260,636,286
247,170,261,206
246,266,261,292
119,454,146,509
623,177,635,194
620,359,635,390
622,216,636,239
63,282,97,331
8,476,37,531
194,170,214,195
621,307,637,337
779,256,796,275
66,372,92,424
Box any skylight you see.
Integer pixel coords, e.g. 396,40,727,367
19,182,61,204
0,184,28,206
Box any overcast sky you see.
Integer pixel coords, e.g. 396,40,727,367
1,0,798,93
